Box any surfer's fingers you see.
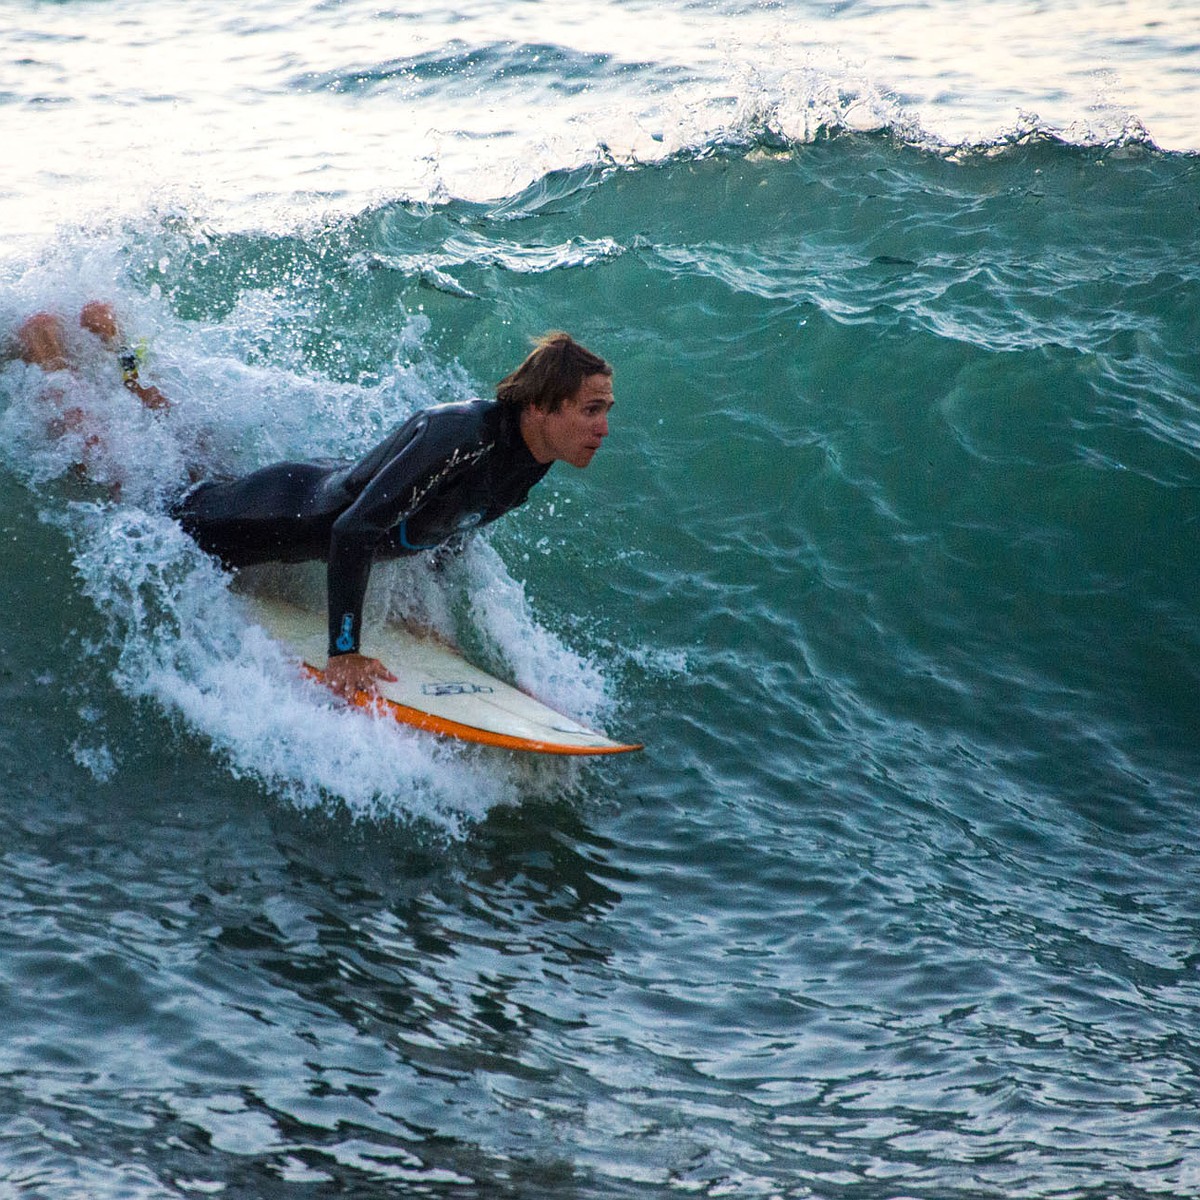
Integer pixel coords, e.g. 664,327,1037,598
359,654,397,683
372,662,399,684
324,652,395,698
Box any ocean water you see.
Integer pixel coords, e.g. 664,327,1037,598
2,2,1200,1196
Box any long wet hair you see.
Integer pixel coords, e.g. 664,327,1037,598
495,332,611,413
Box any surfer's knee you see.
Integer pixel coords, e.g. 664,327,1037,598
79,300,121,345
15,312,70,371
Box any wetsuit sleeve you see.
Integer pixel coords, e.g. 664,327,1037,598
326,412,471,657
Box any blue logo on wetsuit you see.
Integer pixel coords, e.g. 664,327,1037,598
335,613,355,653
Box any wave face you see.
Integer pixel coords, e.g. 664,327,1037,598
3,2,1200,1196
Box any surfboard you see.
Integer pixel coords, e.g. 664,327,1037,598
247,595,642,756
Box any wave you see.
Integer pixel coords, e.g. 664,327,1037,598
2,128,1197,830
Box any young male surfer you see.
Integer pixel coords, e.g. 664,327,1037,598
15,309,614,699
171,331,615,698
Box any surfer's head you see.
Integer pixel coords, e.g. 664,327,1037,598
496,332,611,414
517,365,614,471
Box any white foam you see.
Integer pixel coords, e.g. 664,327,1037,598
464,539,612,730
47,495,521,832
70,738,118,783
1,261,617,830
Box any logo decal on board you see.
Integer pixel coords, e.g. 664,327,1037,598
422,681,494,697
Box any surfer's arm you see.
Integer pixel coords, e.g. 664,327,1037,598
325,414,468,658
322,545,409,698
78,301,172,412
326,511,385,659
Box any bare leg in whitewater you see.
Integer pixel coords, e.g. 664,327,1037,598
15,301,170,412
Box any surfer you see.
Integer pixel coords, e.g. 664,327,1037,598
171,332,615,698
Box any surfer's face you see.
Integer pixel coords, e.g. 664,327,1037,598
523,373,614,468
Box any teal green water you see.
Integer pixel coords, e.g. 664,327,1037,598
4,0,1200,1191
3,133,1200,1197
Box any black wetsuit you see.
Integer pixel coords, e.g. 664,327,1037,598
172,399,550,657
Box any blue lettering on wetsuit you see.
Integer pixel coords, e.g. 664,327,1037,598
335,613,356,653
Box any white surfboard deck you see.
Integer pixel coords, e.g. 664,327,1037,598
248,595,642,756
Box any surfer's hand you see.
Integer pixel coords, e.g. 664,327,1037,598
323,652,397,699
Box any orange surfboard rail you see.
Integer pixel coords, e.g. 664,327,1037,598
302,663,643,756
